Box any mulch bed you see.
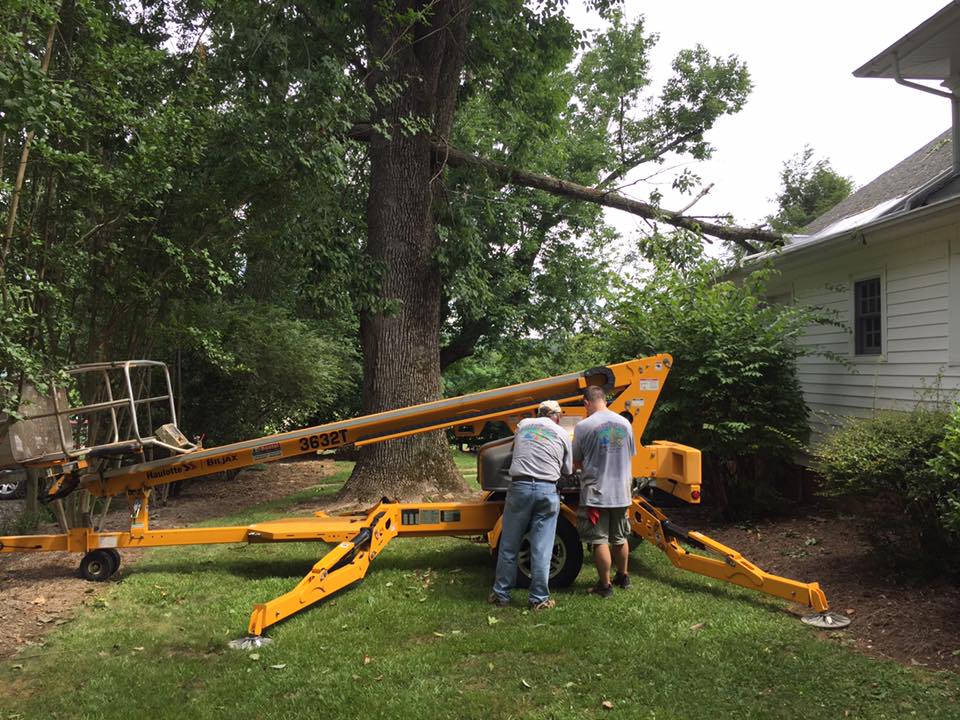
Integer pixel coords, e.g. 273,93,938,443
669,501,960,674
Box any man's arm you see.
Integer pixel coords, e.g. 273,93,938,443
560,435,573,476
572,425,583,464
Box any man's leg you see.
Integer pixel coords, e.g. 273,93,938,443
526,484,560,605
579,506,612,596
592,542,613,587
611,507,631,589
491,482,534,602
611,542,630,589
612,542,629,575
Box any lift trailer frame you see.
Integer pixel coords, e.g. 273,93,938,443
0,355,834,642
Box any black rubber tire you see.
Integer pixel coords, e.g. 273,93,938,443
0,471,23,500
0,481,20,499
512,515,583,589
79,550,116,582
104,548,122,575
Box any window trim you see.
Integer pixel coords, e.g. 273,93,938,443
949,239,960,366
849,268,886,361
854,277,882,355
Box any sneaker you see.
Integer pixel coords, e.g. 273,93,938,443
487,592,510,608
529,598,556,611
588,582,613,598
613,572,631,590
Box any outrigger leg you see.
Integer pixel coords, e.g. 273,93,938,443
229,505,401,649
628,497,850,629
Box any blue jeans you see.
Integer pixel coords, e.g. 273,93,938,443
491,480,561,605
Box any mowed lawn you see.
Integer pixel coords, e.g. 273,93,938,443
2,464,957,720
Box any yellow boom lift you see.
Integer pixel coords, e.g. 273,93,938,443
0,355,848,648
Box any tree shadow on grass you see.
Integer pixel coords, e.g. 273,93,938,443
373,542,492,573
640,564,791,616
127,547,502,632
129,542,494,585
129,540,793,621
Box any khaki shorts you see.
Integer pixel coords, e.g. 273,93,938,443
577,506,630,546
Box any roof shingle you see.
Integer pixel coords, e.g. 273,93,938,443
799,130,954,236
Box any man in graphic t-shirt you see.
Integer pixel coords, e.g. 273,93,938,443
489,400,572,611
573,385,636,598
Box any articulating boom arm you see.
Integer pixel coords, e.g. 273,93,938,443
53,354,697,502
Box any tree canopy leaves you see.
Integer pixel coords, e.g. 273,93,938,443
767,145,853,234
2,0,774,467
604,244,839,516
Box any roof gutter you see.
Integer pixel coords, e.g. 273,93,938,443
745,191,960,265
892,53,960,174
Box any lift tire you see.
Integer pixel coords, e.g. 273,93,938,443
104,548,122,575
79,550,116,582
0,469,25,500
514,515,583,589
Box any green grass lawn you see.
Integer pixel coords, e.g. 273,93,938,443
2,464,957,720
453,448,479,485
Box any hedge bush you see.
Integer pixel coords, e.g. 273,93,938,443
929,408,960,538
817,406,960,575
605,248,838,518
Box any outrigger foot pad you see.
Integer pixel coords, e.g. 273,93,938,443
228,636,273,650
801,611,851,629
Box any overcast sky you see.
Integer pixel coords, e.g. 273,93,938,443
568,1,953,236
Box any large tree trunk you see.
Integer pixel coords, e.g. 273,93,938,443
339,1,471,503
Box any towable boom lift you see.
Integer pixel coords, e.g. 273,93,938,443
0,355,848,646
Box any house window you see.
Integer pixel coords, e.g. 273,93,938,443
854,277,882,355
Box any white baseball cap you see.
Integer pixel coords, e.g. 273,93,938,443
538,400,563,416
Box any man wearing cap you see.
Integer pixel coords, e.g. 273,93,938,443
489,400,572,611
573,385,637,598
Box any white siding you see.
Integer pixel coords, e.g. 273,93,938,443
771,212,960,445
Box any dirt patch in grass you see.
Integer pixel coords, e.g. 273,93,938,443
0,459,334,660
670,501,960,674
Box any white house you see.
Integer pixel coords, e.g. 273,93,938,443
756,3,960,439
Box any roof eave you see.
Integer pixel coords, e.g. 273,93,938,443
743,192,960,265
854,1,960,79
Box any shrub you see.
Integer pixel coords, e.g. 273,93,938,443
929,407,960,539
605,247,838,517
174,300,360,445
817,406,959,575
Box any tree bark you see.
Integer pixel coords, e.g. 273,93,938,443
340,2,781,502
339,1,472,503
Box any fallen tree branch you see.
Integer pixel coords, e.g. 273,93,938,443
677,182,715,215
438,145,777,252
347,124,783,253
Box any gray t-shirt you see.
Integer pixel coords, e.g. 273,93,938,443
508,417,573,482
572,409,636,507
